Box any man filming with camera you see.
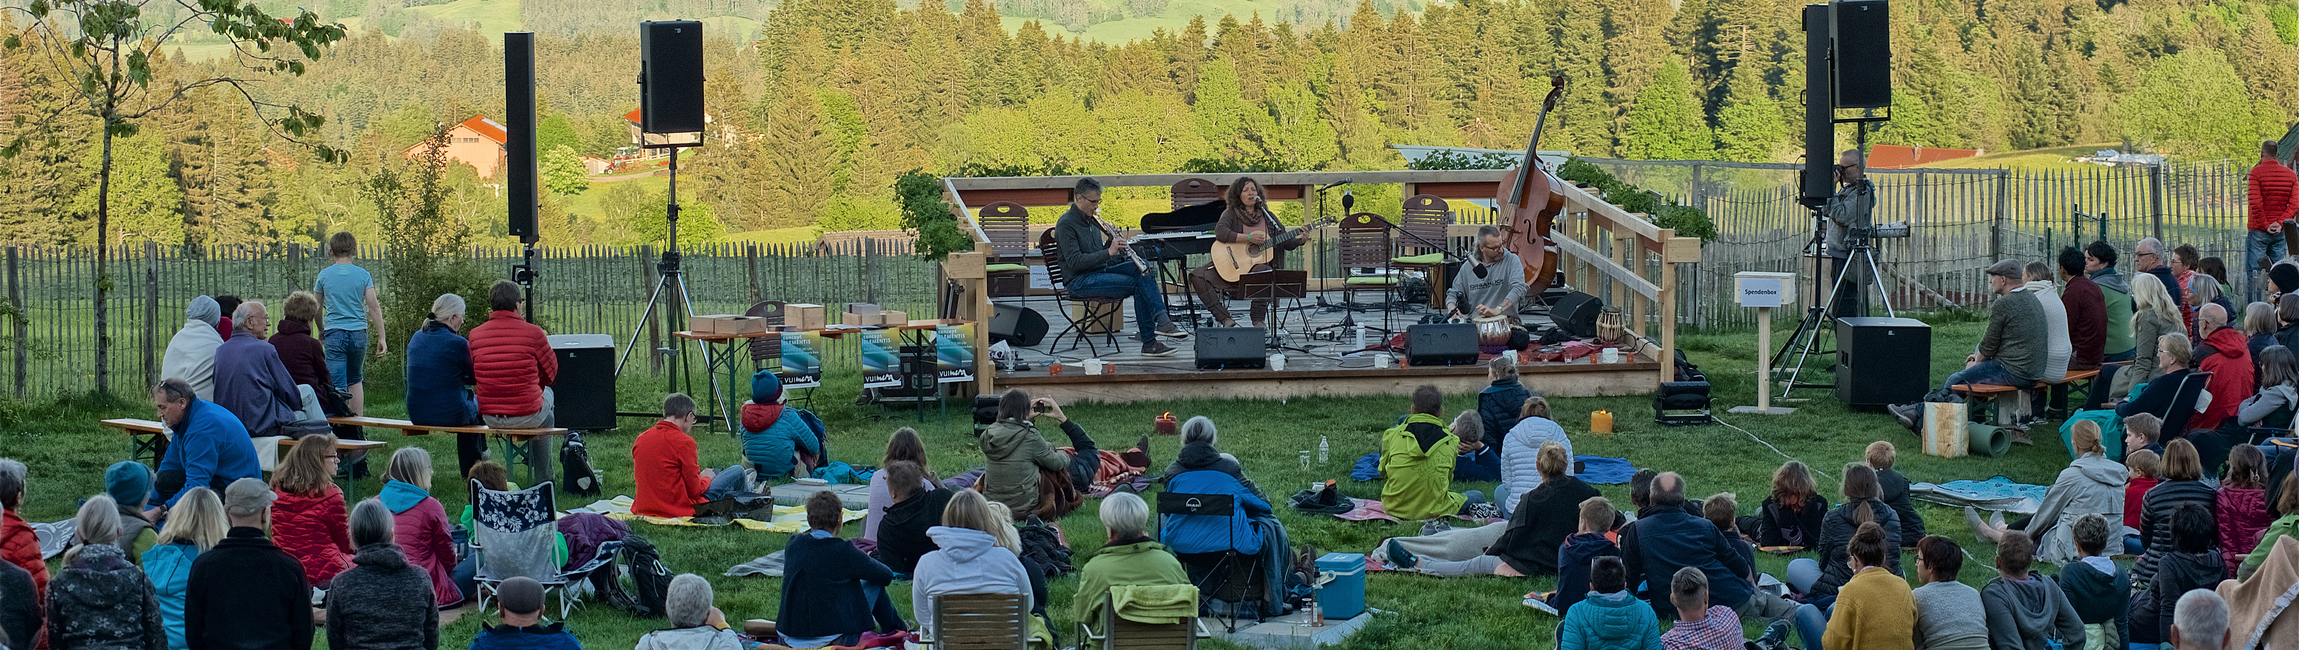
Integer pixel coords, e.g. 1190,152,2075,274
1824,149,1876,319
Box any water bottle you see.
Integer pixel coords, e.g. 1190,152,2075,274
1317,435,1329,465
1353,325,1366,354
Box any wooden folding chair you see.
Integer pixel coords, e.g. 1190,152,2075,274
1079,589,1208,650
1038,229,1123,356
978,202,1034,299
1392,194,1452,310
923,592,1030,650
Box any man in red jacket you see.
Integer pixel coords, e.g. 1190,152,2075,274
0,458,45,648
2248,141,2297,301
631,394,747,518
471,281,557,430
2193,303,2254,433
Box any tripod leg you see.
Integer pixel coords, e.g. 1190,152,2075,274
616,273,676,377
671,272,727,432
1862,249,1895,318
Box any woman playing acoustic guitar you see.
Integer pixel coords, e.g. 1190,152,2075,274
1189,177,1310,329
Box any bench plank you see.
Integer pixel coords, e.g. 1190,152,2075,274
102,418,166,434
328,416,568,440
278,438,389,452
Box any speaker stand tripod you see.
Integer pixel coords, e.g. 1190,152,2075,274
1772,223,1895,400
613,146,726,422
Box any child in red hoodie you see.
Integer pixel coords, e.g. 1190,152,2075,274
2125,448,2160,555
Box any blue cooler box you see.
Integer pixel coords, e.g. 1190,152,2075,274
1314,552,1366,619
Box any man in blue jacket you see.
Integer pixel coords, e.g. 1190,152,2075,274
1619,472,1795,623
151,378,261,507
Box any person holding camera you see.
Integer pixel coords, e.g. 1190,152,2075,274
1824,149,1876,320
978,390,1096,521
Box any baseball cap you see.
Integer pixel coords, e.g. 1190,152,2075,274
497,576,545,615
223,477,276,518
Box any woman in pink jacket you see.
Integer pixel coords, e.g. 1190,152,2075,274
380,447,463,606
269,434,354,586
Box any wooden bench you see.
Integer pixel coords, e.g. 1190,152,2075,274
102,418,388,501
1950,369,2106,425
329,417,569,486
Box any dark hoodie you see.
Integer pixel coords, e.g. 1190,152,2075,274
1402,416,1449,453
46,543,165,650
1492,475,1600,576
1546,532,1620,614
1979,573,2084,650
873,486,955,575
2131,549,2224,645
324,543,441,650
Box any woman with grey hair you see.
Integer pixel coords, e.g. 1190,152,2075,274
1071,492,1189,637
1160,417,1262,498
635,574,748,650
323,499,439,650
47,495,165,650
404,292,482,474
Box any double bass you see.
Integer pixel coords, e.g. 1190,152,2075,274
1498,76,1569,294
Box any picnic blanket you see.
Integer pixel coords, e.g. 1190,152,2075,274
1911,477,2048,515
726,550,787,577
576,495,864,533
1572,456,1635,485
1335,498,1398,521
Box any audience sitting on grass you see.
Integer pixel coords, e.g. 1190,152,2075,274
403,293,481,473
213,299,324,440
467,577,581,650
1071,492,1190,639
1795,522,1912,650
47,495,165,650
141,486,223,650
2239,471,2299,579
1449,412,1500,483
1979,530,2084,650
1396,441,1593,578
1163,416,1265,500
2113,273,2187,399
980,501,1052,623
864,428,933,544
1659,566,1774,650
2126,413,2168,460
1476,355,1529,442
1500,395,1568,515
2218,444,2272,576
1622,473,1792,622
2125,447,2163,554
740,370,822,485
2244,302,2280,359
2132,502,2225,646
471,281,557,431
324,499,440,650
632,393,748,519
380,447,463,608
1381,386,1485,522
2193,303,2254,434
160,296,224,401
1533,497,1621,616
149,378,261,508
634,574,751,650
1866,441,1925,543
1756,461,1828,549
2057,514,2130,649
2238,345,2299,433
1795,464,1902,602
1909,536,1989,650
778,492,900,647
872,461,952,576
101,462,156,561
2173,588,2232,650
1965,420,2124,565
268,433,355,587
1558,556,1661,650
453,461,568,602
911,490,1034,641
2136,439,2218,586
187,478,312,650
979,390,1092,521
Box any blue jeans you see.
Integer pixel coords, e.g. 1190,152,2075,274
323,329,368,390
1794,603,1833,650
702,465,748,501
2250,229,2286,300
1940,359,2028,391
1067,263,1168,343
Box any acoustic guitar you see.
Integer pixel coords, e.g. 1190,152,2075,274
1209,215,1336,282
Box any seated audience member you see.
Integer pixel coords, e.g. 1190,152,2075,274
150,378,261,507
0,533,33,650
2238,345,2299,433
864,428,933,543
1401,442,1595,578
2136,439,2217,586
2118,334,2198,432
912,491,1032,637
1476,356,1529,441
1979,530,2084,650
1795,522,1913,650
2130,502,2224,646
2059,247,2108,413
468,577,581,650
47,495,165,650
1161,417,1264,499
186,479,312,650
2022,261,2075,387
1161,417,1276,576
1909,536,1990,650
272,292,333,407
1629,468,1702,520
1966,420,2124,565
0,460,42,618
634,574,750,650
1866,441,1926,543
779,492,898,647
213,299,321,437
212,296,240,341
2192,303,2254,433
403,294,481,472
979,390,1094,520
2281,295,2299,351
872,461,953,575
740,371,822,483
2188,270,2237,335
1449,412,1500,483
2217,444,2271,575
2126,413,2167,460
102,462,156,561
1622,473,1791,621
1500,395,1568,514
268,434,355,587
1702,493,1754,573
1943,260,2049,391
1757,461,1828,549
2239,470,2299,579
632,394,747,519
452,461,570,602
2244,302,2280,359
1072,493,1190,638
324,499,440,650
1659,567,1758,650
2125,447,2163,555
1380,386,1473,521
1536,497,1621,616
978,501,1051,623
142,486,224,650
2171,589,2231,650
2220,538,2299,644
160,296,225,400
471,281,557,430
2057,515,2130,650
2111,273,2186,399
1795,465,1902,601
380,448,462,608
1558,556,1661,650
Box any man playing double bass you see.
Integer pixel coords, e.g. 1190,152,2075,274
1447,225,1529,323
1189,177,1307,329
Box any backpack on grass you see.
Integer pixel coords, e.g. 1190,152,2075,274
593,532,674,618
559,432,601,497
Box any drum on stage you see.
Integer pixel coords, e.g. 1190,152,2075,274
1475,315,1511,355
1595,307,1628,345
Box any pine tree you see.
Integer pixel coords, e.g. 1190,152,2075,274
73,129,185,245
1620,58,1714,160
1602,0,1674,148
1552,0,1611,155
1192,60,1276,161
1713,62,1784,162
760,76,838,229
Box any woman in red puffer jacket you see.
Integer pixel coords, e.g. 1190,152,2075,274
270,434,355,586
2219,444,2273,577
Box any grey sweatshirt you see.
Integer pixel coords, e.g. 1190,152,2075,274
1054,206,1120,275
1980,574,2085,650
1982,289,2050,383
2022,281,2073,382
1912,581,1992,650
2240,383,2299,426
1448,250,1529,315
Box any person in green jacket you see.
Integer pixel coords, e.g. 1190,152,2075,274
2240,477,2299,579
977,390,1090,520
1380,386,1472,521
1073,492,1191,635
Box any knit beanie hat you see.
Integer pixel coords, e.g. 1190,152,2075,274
104,461,152,507
185,295,220,327
2273,262,2299,295
752,369,784,404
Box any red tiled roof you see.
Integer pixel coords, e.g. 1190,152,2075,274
1867,144,1981,169
624,109,643,124
457,115,508,145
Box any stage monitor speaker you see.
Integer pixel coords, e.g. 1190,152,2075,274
1406,323,1479,367
1800,3,1836,205
504,33,538,242
1195,328,1266,369
988,304,1049,348
638,21,706,135
548,334,616,430
1550,292,1605,338
1831,0,1892,110
1834,316,1931,407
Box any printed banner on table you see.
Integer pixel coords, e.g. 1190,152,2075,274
777,331,824,389
858,329,901,388
933,323,976,383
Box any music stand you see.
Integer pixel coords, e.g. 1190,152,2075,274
1240,270,1312,353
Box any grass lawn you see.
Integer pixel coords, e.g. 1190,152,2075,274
1913,143,2128,172
0,311,2083,648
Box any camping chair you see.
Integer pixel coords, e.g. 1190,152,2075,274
1038,229,1124,356
469,479,620,618
1170,178,1222,209
1330,212,1398,335
1391,194,1451,311
2163,371,2214,437
978,202,1034,299
1155,490,1265,632
1078,587,1209,650
919,592,1031,650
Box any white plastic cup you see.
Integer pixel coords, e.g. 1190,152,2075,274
1082,358,1105,375
1268,354,1287,371
1601,348,1621,363
1375,353,1395,369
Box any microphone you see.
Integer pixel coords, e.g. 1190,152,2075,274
1319,178,1353,191
1341,190,1356,212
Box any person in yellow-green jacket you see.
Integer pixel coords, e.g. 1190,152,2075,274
2239,477,2299,579
1073,493,1191,637
1381,386,1476,521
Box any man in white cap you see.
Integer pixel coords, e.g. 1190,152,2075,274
160,296,225,401
186,478,311,650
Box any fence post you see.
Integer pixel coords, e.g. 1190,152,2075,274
1994,170,2009,263
2149,165,2165,242
1691,163,1707,216
746,244,759,303
7,246,21,398
143,241,157,387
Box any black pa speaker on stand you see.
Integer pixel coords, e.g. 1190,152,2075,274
1830,0,1892,110
504,33,538,241
1549,291,1605,338
639,21,706,134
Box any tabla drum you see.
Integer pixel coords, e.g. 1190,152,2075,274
1595,307,1627,345
1475,315,1511,355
